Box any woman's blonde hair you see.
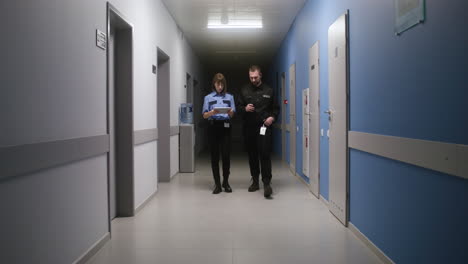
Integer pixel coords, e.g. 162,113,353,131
212,73,227,94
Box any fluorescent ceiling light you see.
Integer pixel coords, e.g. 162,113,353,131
215,50,257,54
207,9,263,29
208,24,262,29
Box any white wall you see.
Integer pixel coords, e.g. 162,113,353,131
0,0,204,263
0,1,109,263
0,156,108,264
0,0,107,146
105,0,204,211
134,142,158,209
138,1,203,177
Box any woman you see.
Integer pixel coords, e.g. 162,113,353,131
202,73,235,194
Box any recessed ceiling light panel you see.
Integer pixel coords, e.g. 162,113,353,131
207,9,263,29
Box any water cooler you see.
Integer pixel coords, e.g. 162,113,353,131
179,104,195,172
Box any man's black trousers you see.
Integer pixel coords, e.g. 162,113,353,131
243,124,272,184
208,120,231,185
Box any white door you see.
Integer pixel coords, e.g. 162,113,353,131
308,41,320,198
327,12,349,226
289,63,296,174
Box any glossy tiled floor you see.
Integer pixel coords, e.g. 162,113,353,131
88,152,381,264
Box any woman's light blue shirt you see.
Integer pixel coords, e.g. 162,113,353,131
202,92,236,120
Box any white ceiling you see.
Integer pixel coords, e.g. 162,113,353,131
161,0,307,69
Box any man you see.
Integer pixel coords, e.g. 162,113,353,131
237,65,279,198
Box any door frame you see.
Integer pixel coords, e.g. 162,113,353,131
106,2,135,224
281,72,286,162
186,72,193,104
157,48,171,182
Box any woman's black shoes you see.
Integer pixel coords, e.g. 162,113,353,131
213,180,270,197
213,182,232,194
213,185,222,194
222,182,232,193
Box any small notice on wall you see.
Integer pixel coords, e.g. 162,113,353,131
394,0,425,35
96,29,107,50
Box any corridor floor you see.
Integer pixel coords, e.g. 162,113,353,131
88,152,381,264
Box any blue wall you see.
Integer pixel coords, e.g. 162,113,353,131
268,0,468,262
350,149,468,263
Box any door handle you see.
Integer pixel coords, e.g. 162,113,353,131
324,110,332,121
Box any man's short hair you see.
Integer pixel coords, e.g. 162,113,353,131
249,65,262,73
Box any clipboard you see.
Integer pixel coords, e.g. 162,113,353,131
213,107,231,113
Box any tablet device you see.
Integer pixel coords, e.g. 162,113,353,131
213,107,231,113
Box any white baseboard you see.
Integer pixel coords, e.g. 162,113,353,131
73,232,110,264
348,222,395,264
289,166,296,176
135,189,158,215
295,172,308,185
319,195,329,207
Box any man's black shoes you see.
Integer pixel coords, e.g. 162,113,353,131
248,181,260,192
264,184,272,198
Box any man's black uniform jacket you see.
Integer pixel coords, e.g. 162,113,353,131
236,82,280,126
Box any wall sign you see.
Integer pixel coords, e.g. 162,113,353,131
395,0,425,35
96,29,107,50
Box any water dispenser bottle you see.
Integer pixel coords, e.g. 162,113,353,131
180,103,193,124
